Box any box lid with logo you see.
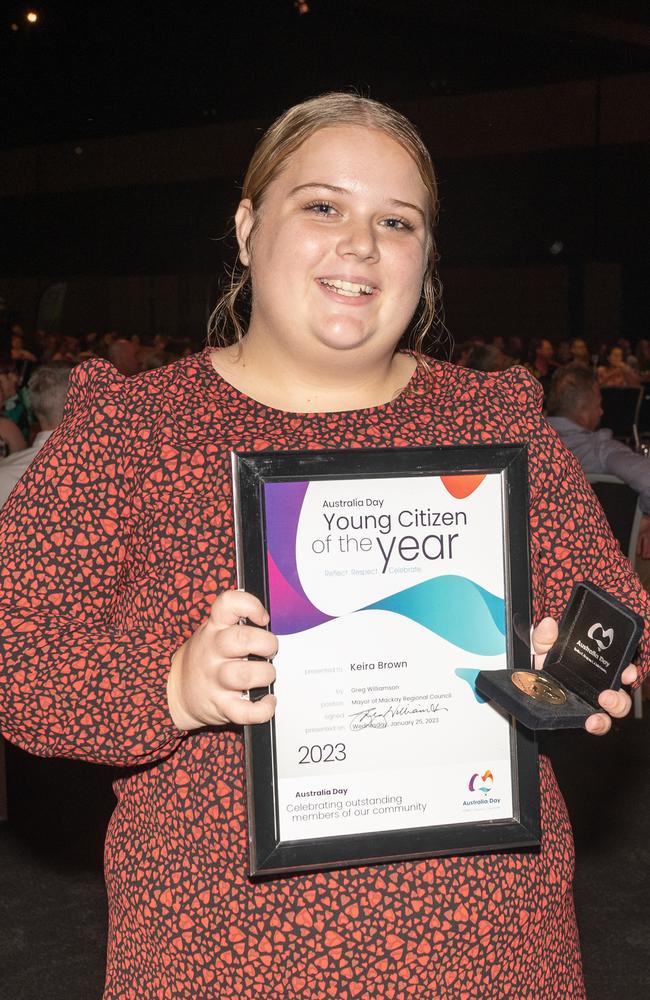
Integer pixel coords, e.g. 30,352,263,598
475,582,644,730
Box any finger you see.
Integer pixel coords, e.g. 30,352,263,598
214,622,278,660
598,688,632,719
217,692,277,726
584,712,611,736
209,589,270,629
218,658,277,693
531,617,558,655
622,664,638,686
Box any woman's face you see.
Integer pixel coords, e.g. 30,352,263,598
236,125,429,365
608,347,623,366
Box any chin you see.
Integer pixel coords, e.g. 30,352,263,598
309,326,371,352
317,334,373,353
312,321,399,356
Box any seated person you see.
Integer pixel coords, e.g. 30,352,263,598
464,342,510,372
546,364,650,557
525,338,556,398
0,363,27,457
0,415,25,458
597,346,641,387
0,362,73,507
568,337,591,366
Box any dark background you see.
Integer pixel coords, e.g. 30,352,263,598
0,0,649,349
2,1,650,145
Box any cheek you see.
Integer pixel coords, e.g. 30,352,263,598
389,246,427,303
258,225,326,284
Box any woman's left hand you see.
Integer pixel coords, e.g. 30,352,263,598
531,616,637,735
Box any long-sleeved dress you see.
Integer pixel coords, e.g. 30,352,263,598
1,348,648,999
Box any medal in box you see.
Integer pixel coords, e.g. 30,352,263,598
476,581,643,730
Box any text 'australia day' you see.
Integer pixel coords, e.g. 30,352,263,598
311,504,468,573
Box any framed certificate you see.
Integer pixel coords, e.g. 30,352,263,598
232,445,539,876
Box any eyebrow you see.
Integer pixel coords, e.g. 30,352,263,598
388,198,426,221
288,183,426,221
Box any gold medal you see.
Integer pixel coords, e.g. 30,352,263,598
511,670,567,705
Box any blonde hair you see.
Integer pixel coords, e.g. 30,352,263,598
208,92,443,357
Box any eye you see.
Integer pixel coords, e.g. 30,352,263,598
380,216,415,232
304,200,338,217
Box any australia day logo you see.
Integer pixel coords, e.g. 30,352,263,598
463,768,500,809
468,769,494,795
587,622,614,652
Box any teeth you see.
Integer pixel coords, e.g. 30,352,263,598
320,278,374,296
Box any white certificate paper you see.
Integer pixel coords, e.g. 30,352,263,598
264,473,515,843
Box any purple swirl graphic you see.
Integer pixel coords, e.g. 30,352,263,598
265,481,332,634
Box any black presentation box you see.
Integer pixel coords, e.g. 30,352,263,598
476,582,644,730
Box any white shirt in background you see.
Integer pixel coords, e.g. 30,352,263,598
0,431,54,507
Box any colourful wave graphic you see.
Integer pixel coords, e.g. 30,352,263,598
264,482,505,656
368,576,505,656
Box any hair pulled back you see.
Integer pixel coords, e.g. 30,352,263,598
208,92,443,357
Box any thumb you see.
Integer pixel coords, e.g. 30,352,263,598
531,616,558,655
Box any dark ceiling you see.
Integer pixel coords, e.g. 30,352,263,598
2,0,650,149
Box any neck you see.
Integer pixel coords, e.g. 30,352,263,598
560,411,587,429
211,334,416,413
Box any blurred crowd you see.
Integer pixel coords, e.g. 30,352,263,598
0,325,196,458
456,334,649,399
0,324,197,458
7,325,195,375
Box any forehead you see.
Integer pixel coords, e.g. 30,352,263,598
270,125,428,203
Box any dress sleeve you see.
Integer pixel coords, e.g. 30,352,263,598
498,366,650,683
0,360,187,766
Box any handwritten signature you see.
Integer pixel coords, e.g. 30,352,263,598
348,702,448,731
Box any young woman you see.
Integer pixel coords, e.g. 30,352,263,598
0,94,645,999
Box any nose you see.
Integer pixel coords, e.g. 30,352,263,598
336,218,378,262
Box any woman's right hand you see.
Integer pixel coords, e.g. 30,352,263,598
167,589,278,731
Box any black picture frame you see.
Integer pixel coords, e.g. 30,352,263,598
232,444,539,876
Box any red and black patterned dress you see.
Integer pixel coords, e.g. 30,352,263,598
0,349,648,999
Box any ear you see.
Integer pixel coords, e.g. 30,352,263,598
235,199,254,267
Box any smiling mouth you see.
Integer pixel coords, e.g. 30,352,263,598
318,278,375,297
